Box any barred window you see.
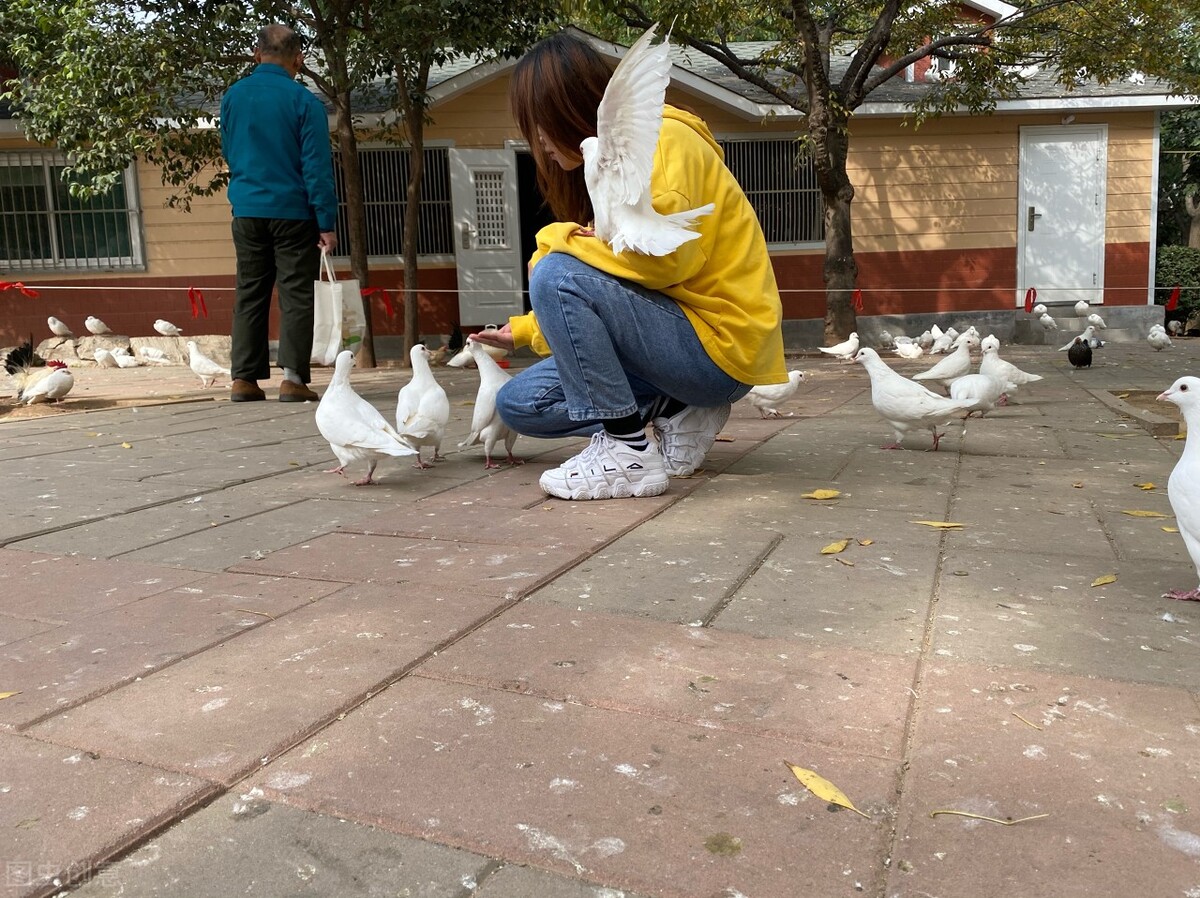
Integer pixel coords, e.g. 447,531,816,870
719,138,823,246
333,147,453,257
0,151,143,271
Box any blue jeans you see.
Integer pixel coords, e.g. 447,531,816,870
496,253,750,439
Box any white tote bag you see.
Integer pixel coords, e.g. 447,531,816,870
311,252,366,366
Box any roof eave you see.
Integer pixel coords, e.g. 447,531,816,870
854,93,1198,118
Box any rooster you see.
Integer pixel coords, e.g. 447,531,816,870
4,341,73,404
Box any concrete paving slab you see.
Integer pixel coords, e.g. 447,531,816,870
227,532,586,596
118,497,391,572
420,602,915,759
69,792,494,898
714,525,942,655
0,475,203,547
0,617,55,647
887,661,1200,898
0,731,214,898
933,547,1200,687
339,492,665,551
526,512,781,625
246,676,899,898
0,572,343,729
946,483,1115,559
9,483,299,558
28,583,512,784
0,549,209,624
474,863,654,897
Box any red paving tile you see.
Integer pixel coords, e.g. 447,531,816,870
27,584,513,785
247,676,899,898
226,532,585,597
0,573,344,730
0,732,214,898
887,660,1200,897
419,602,916,759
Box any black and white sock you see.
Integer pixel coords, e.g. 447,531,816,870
647,396,686,422
603,413,649,452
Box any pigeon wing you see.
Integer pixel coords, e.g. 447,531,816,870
594,24,672,208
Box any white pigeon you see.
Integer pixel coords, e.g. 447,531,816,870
316,350,418,485
979,342,1043,395
1038,313,1057,331
1058,325,1096,351
928,330,954,355
580,23,714,256
893,341,924,359
1168,319,1183,336
745,370,805,418
818,332,859,361
979,333,1001,353
949,373,1011,417
446,341,507,368
1032,303,1048,316
186,340,231,388
93,348,120,368
1148,328,1173,351
912,340,972,392
19,362,73,405
877,330,895,349
395,344,451,468
951,326,980,349
110,348,141,369
1074,300,1091,317
916,330,935,349
1157,376,1200,599
853,348,976,450
84,315,112,335
1087,313,1106,329
47,316,73,338
458,340,520,468
154,319,183,337
137,346,172,365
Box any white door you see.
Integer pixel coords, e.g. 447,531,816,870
448,147,524,326
1017,125,1107,307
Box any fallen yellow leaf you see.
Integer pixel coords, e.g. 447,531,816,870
929,810,1049,826
120,442,132,449
1135,483,1156,490
821,539,851,555
910,520,964,529
1163,526,1180,533
834,556,855,567
802,489,841,500
1122,510,1169,518
1072,482,1084,488
0,691,19,701
1091,573,1118,587
1116,392,1130,399
857,538,874,546
785,762,871,819
288,461,301,467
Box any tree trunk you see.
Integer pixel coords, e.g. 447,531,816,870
334,99,376,367
811,105,858,343
402,127,424,362
1187,192,1200,250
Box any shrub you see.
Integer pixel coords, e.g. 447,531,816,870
1156,245,1200,318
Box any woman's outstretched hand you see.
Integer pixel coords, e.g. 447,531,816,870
467,324,514,352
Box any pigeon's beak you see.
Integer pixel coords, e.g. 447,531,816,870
1157,390,1173,402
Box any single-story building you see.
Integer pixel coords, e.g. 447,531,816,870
1,4,1192,352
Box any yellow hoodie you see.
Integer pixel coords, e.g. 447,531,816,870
509,105,786,386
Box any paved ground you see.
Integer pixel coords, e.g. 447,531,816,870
1,339,1198,898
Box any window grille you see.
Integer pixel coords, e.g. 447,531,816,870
333,147,453,257
473,171,508,247
0,151,142,271
718,138,823,245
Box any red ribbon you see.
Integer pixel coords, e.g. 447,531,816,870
0,281,40,298
1166,285,1181,312
852,288,864,313
188,286,208,319
1024,287,1037,313
361,286,394,317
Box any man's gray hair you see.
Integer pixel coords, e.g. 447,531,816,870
257,24,302,58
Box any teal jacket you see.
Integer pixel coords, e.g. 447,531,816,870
219,63,338,232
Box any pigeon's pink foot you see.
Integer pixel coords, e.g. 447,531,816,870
412,459,434,470
506,454,525,466
351,476,375,486
1163,588,1200,601
323,465,346,476
762,409,781,418
881,442,902,450
433,452,447,462
929,430,945,451
483,458,501,469
998,393,1010,406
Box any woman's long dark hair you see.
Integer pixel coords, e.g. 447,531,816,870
509,32,611,225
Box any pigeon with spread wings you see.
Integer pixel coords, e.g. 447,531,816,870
580,24,714,256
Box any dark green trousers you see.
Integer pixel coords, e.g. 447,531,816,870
231,217,321,384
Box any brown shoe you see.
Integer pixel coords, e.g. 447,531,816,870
230,379,266,402
279,380,319,403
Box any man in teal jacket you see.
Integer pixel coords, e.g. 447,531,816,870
220,23,338,402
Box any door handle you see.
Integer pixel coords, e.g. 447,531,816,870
1027,206,1043,231
460,221,475,250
